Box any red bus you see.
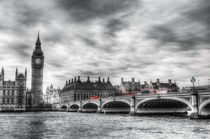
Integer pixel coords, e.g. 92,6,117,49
155,88,168,94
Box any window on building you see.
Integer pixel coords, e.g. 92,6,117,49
2,98,5,104
11,99,14,104
3,90,5,96
12,91,14,96
7,98,9,104
7,90,10,96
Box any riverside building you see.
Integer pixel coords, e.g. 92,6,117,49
150,79,179,93
59,76,116,104
119,78,141,95
119,78,179,95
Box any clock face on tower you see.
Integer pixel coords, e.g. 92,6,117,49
35,58,41,64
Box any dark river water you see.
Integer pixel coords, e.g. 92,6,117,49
0,112,210,139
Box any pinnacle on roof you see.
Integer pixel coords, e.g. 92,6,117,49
50,84,53,89
25,68,27,76
15,68,18,76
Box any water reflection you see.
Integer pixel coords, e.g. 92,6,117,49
26,114,46,139
9,113,47,139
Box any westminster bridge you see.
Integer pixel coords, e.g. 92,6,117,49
60,91,210,118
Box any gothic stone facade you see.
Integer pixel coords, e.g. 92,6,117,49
28,33,44,110
59,76,116,104
0,68,27,111
0,34,44,111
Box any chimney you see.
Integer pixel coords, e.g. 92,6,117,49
103,78,105,83
121,78,123,83
78,76,80,82
132,78,135,82
87,76,90,82
69,80,71,84
71,78,73,83
157,79,160,83
107,77,110,82
66,81,68,85
168,79,172,84
98,77,101,83
74,77,76,82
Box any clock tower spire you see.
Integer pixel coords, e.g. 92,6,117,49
36,31,41,47
31,32,44,110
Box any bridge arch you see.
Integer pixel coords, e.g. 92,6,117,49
199,99,210,115
136,97,193,114
101,100,131,113
81,102,98,112
81,102,99,108
61,105,67,110
69,104,79,111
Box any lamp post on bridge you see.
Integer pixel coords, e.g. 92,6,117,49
79,92,82,112
129,82,136,116
98,91,102,113
190,76,199,119
113,89,116,101
191,77,196,93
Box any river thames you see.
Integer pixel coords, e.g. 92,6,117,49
0,112,210,139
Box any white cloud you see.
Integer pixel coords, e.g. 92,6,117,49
0,0,209,92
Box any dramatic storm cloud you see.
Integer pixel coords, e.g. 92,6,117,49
0,0,209,92
147,0,210,51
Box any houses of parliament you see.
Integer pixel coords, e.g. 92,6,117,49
0,34,44,111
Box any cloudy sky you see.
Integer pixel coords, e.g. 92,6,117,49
0,0,209,91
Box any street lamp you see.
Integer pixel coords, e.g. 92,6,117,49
191,76,196,95
191,76,199,114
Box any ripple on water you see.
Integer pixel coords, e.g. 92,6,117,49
0,112,210,139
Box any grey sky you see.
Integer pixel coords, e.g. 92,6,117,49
0,0,209,91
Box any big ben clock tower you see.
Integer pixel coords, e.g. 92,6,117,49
31,33,44,109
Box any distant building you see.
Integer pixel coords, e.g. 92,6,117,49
182,85,210,92
59,76,116,104
114,85,120,96
150,79,179,93
0,68,27,111
119,78,179,95
44,84,60,104
141,81,150,94
119,78,141,95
